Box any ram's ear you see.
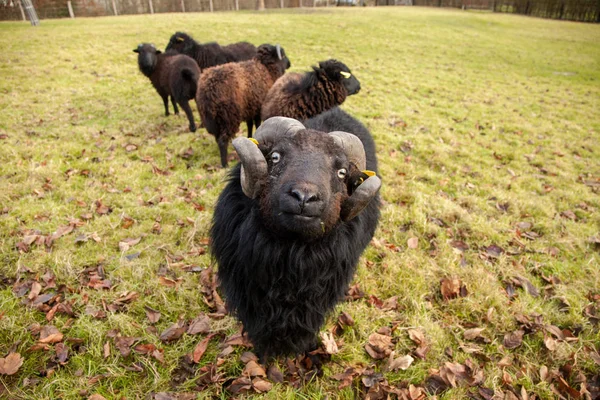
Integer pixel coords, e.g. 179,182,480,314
341,174,381,221
155,49,162,54
133,48,140,53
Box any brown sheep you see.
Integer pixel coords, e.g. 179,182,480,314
134,43,200,132
196,44,291,167
261,59,360,122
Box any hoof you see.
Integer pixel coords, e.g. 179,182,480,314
189,125,197,133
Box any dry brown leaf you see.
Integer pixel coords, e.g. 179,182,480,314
503,330,524,349
338,311,355,328
0,352,23,375
543,336,558,351
365,332,393,360
240,352,258,364
244,360,266,377
407,237,418,249
144,306,161,324
267,364,284,383
387,352,414,371
320,331,339,354
187,315,210,335
464,328,485,340
252,377,273,393
192,334,216,363
133,343,157,355
38,325,64,344
103,341,110,359
160,320,187,343
118,237,141,252
440,277,462,300
158,276,182,288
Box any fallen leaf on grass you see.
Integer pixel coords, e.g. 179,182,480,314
386,352,414,371
160,320,187,343
267,364,284,383
118,237,141,252
158,276,182,289
464,328,485,340
0,352,23,375
503,330,524,349
145,306,161,324
134,343,157,355
484,244,504,258
332,367,362,389
88,395,107,400
192,334,217,363
244,360,267,377
39,325,63,344
440,277,467,300
407,237,418,249
227,377,253,395
319,332,339,355
252,377,272,393
365,332,393,360
543,336,558,351
103,342,110,359
114,336,137,357
95,200,112,215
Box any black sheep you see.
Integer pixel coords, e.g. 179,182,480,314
211,109,381,359
133,43,200,132
165,32,256,71
196,44,291,168
261,59,360,121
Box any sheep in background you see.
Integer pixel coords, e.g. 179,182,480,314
261,59,360,121
133,43,200,132
196,44,291,167
165,32,256,71
211,111,381,359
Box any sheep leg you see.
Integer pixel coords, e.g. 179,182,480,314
162,95,170,116
180,100,196,133
254,115,262,131
170,96,179,115
217,136,230,168
246,119,253,138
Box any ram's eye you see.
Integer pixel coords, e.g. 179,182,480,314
337,168,347,179
271,152,281,164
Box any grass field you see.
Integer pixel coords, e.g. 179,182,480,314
1,7,600,399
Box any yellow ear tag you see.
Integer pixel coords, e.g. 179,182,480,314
249,138,259,145
363,170,376,177
340,71,351,79
176,37,185,42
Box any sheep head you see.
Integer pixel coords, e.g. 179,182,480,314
133,43,161,77
318,59,361,96
256,44,291,76
232,117,381,239
165,32,195,54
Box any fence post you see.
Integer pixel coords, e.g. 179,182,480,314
18,0,26,20
280,0,284,7
111,0,118,15
149,0,154,13
181,0,186,12
67,1,74,17
21,0,40,25
209,0,214,11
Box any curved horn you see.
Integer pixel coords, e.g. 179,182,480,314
341,175,381,221
328,131,367,171
255,117,305,147
276,44,282,60
232,137,267,199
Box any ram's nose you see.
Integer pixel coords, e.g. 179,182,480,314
290,187,319,208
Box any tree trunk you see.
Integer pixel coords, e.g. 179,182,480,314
258,0,266,9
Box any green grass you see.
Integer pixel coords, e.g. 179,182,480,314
1,7,600,399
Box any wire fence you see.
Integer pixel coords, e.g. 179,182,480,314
0,0,598,22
